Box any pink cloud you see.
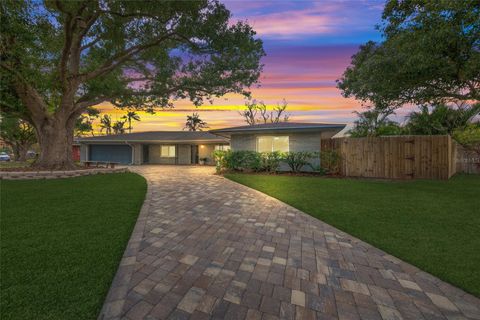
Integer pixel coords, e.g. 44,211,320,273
226,1,382,38
246,12,333,37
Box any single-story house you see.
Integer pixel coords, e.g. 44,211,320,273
77,131,229,165
210,122,346,170
77,122,345,166
210,122,345,153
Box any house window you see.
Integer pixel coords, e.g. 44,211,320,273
215,144,230,151
160,145,176,157
256,136,289,153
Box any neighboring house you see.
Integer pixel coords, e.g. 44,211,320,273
77,131,229,165
77,122,345,166
72,143,81,162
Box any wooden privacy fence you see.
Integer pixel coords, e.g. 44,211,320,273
321,135,456,180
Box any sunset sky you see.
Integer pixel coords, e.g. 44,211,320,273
97,0,387,132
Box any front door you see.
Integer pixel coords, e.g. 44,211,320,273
191,145,199,164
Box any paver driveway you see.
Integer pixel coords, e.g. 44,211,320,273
100,166,480,320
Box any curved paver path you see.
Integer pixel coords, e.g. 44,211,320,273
100,166,480,320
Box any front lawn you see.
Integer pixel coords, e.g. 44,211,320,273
225,173,480,297
0,173,147,320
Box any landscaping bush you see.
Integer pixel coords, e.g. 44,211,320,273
319,150,342,174
214,150,262,172
215,150,322,173
261,151,284,173
232,151,262,171
284,151,317,172
213,150,228,173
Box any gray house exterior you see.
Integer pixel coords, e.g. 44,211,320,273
77,122,345,167
210,122,345,151
78,131,229,165
210,122,346,170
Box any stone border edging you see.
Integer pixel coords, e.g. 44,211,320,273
0,167,128,180
98,175,153,320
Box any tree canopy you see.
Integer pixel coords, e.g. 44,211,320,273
405,103,480,135
337,0,480,107
0,0,264,168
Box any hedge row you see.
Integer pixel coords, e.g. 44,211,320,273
213,150,340,174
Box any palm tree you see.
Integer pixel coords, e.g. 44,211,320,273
99,114,113,135
112,120,126,134
122,111,141,133
406,103,480,135
184,112,209,131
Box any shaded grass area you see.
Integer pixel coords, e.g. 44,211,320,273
225,173,480,297
1,173,147,319
0,160,32,169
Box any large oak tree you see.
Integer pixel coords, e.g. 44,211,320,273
0,0,264,169
337,0,479,107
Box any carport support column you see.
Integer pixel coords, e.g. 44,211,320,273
126,142,134,165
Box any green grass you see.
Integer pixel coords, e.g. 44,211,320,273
0,160,32,169
225,173,480,297
0,173,147,320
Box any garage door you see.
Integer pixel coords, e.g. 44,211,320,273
89,145,132,164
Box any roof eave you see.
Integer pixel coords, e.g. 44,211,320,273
210,125,347,135
78,139,228,144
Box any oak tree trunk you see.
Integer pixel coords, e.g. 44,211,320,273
12,144,21,162
32,113,77,170
17,145,28,162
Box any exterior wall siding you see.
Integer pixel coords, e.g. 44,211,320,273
133,144,142,165
289,132,322,152
177,145,191,165
148,145,176,164
230,134,256,151
230,131,342,171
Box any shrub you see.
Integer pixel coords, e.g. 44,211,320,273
215,150,321,173
284,151,316,172
261,151,284,173
453,124,480,156
320,150,342,174
214,150,263,172
236,151,262,171
213,150,228,173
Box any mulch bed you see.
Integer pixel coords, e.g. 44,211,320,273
217,170,341,178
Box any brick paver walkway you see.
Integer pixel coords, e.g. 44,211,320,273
100,166,480,320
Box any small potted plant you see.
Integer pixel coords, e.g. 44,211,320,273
199,157,208,165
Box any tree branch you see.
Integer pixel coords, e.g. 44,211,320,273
80,35,102,51
0,62,49,125
77,32,175,81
